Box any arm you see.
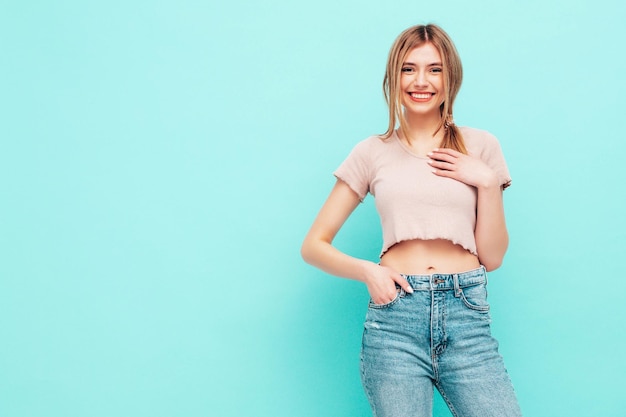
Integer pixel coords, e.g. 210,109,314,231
473,183,508,271
301,180,413,304
428,148,509,271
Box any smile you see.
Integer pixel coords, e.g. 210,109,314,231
409,92,434,99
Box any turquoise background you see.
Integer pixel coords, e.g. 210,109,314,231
2,1,625,416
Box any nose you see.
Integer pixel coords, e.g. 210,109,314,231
413,70,427,87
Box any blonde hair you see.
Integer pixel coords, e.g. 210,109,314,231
382,24,466,154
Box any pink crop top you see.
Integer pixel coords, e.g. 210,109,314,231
334,126,511,257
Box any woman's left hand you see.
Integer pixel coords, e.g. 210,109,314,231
427,148,498,189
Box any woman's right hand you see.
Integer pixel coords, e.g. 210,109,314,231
362,262,413,305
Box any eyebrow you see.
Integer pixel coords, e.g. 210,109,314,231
402,62,443,67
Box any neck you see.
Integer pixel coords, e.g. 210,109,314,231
402,111,443,143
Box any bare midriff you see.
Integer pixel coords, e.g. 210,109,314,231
379,238,480,275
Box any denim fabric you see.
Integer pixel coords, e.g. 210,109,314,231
361,267,522,417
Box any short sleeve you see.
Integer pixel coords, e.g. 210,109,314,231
333,140,371,201
480,132,512,190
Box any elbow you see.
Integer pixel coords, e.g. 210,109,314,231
300,238,314,265
301,235,331,267
477,235,508,272
482,258,503,272
478,250,505,272
481,250,508,271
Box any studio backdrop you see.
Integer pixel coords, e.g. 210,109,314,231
1,0,625,416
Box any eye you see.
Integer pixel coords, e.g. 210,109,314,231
401,67,415,73
430,67,443,73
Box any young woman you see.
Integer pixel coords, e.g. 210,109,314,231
301,24,522,416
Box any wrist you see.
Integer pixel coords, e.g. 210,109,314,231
476,174,500,191
357,259,378,284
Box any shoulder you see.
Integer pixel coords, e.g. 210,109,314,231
357,134,392,148
458,126,503,155
345,134,393,156
460,126,511,188
459,126,499,145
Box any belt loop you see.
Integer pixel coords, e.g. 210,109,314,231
453,274,461,297
482,265,488,286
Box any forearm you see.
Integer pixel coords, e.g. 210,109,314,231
301,235,414,304
474,184,509,271
301,237,374,283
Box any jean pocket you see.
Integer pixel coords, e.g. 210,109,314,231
459,283,490,312
368,287,406,309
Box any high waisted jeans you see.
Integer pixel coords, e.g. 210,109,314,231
360,266,522,417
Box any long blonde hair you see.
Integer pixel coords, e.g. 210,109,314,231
382,24,466,153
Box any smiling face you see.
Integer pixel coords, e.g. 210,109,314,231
400,43,445,119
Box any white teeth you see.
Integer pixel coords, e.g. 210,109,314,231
411,93,432,99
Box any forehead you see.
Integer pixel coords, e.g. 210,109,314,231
403,43,442,64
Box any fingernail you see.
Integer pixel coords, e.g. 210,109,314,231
406,287,414,294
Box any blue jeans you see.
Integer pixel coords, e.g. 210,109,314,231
360,267,522,417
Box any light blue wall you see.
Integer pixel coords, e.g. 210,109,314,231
2,1,625,416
